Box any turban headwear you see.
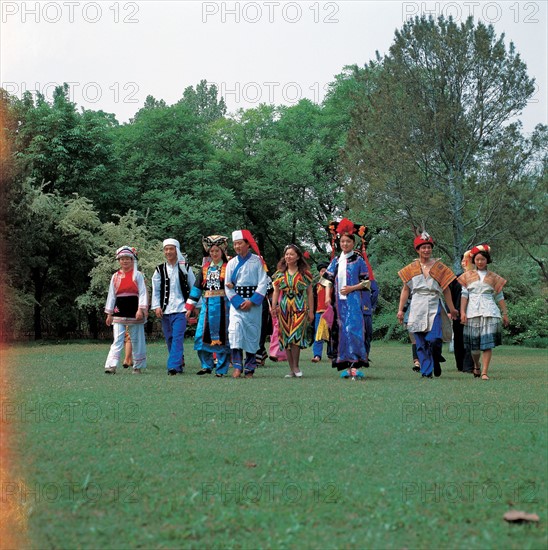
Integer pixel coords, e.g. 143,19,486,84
115,245,138,282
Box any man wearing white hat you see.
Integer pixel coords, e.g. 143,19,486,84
152,238,196,375
225,230,269,378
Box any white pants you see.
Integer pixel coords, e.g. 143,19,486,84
105,323,147,370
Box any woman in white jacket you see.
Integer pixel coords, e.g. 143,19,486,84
459,244,509,380
104,246,148,374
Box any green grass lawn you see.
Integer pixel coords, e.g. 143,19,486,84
5,341,547,549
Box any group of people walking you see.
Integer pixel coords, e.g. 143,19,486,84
104,220,508,381
397,233,508,380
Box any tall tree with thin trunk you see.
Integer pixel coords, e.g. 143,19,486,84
344,16,536,269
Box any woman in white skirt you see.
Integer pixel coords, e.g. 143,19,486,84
459,244,509,380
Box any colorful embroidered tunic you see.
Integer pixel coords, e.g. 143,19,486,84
398,260,455,333
457,270,506,319
104,268,148,370
272,269,314,349
105,269,148,324
398,259,456,377
187,261,230,352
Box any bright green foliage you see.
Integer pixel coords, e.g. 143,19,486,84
501,134,548,282
210,101,345,266
113,91,239,263
180,79,227,123
344,16,538,269
12,85,118,203
3,85,121,338
75,212,163,323
6,181,103,338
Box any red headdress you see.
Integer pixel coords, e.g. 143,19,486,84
327,219,370,269
463,244,491,271
232,229,268,271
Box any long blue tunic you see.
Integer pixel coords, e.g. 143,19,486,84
323,253,370,368
188,262,230,354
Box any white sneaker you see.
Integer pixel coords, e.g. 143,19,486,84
284,373,296,378
295,371,303,378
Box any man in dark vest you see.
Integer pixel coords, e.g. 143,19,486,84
152,238,196,375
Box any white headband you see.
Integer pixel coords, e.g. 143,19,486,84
163,238,186,265
163,238,180,249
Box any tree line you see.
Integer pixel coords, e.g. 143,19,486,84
1,16,546,345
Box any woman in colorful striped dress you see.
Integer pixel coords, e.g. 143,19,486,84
271,245,314,378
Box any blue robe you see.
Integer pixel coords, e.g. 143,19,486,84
323,253,370,370
188,262,230,354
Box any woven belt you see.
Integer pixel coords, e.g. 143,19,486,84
204,289,226,298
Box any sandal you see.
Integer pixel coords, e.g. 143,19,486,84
481,373,490,380
311,356,321,363
473,367,481,378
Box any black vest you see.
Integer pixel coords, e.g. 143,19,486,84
156,263,190,311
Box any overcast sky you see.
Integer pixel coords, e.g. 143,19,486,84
1,1,546,133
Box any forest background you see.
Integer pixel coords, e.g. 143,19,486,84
0,16,546,346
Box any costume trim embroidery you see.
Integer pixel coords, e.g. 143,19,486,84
458,270,506,294
398,260,422,283
429,261,456,290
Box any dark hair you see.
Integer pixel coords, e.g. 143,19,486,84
339,233,356,242
473,250,492,264
205,244,228,263
335,232,356,252
277,244,310,274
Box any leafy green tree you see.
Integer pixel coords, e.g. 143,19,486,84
12,84,118,202
497,127,548,282
2,84,124,338
0,89,25,340
76,212,164,337
180,80,227,123
113,96,239,263
6,180,102,338
344,16,537,269
210,101,346,265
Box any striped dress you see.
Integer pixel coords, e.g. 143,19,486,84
272,269,313,349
